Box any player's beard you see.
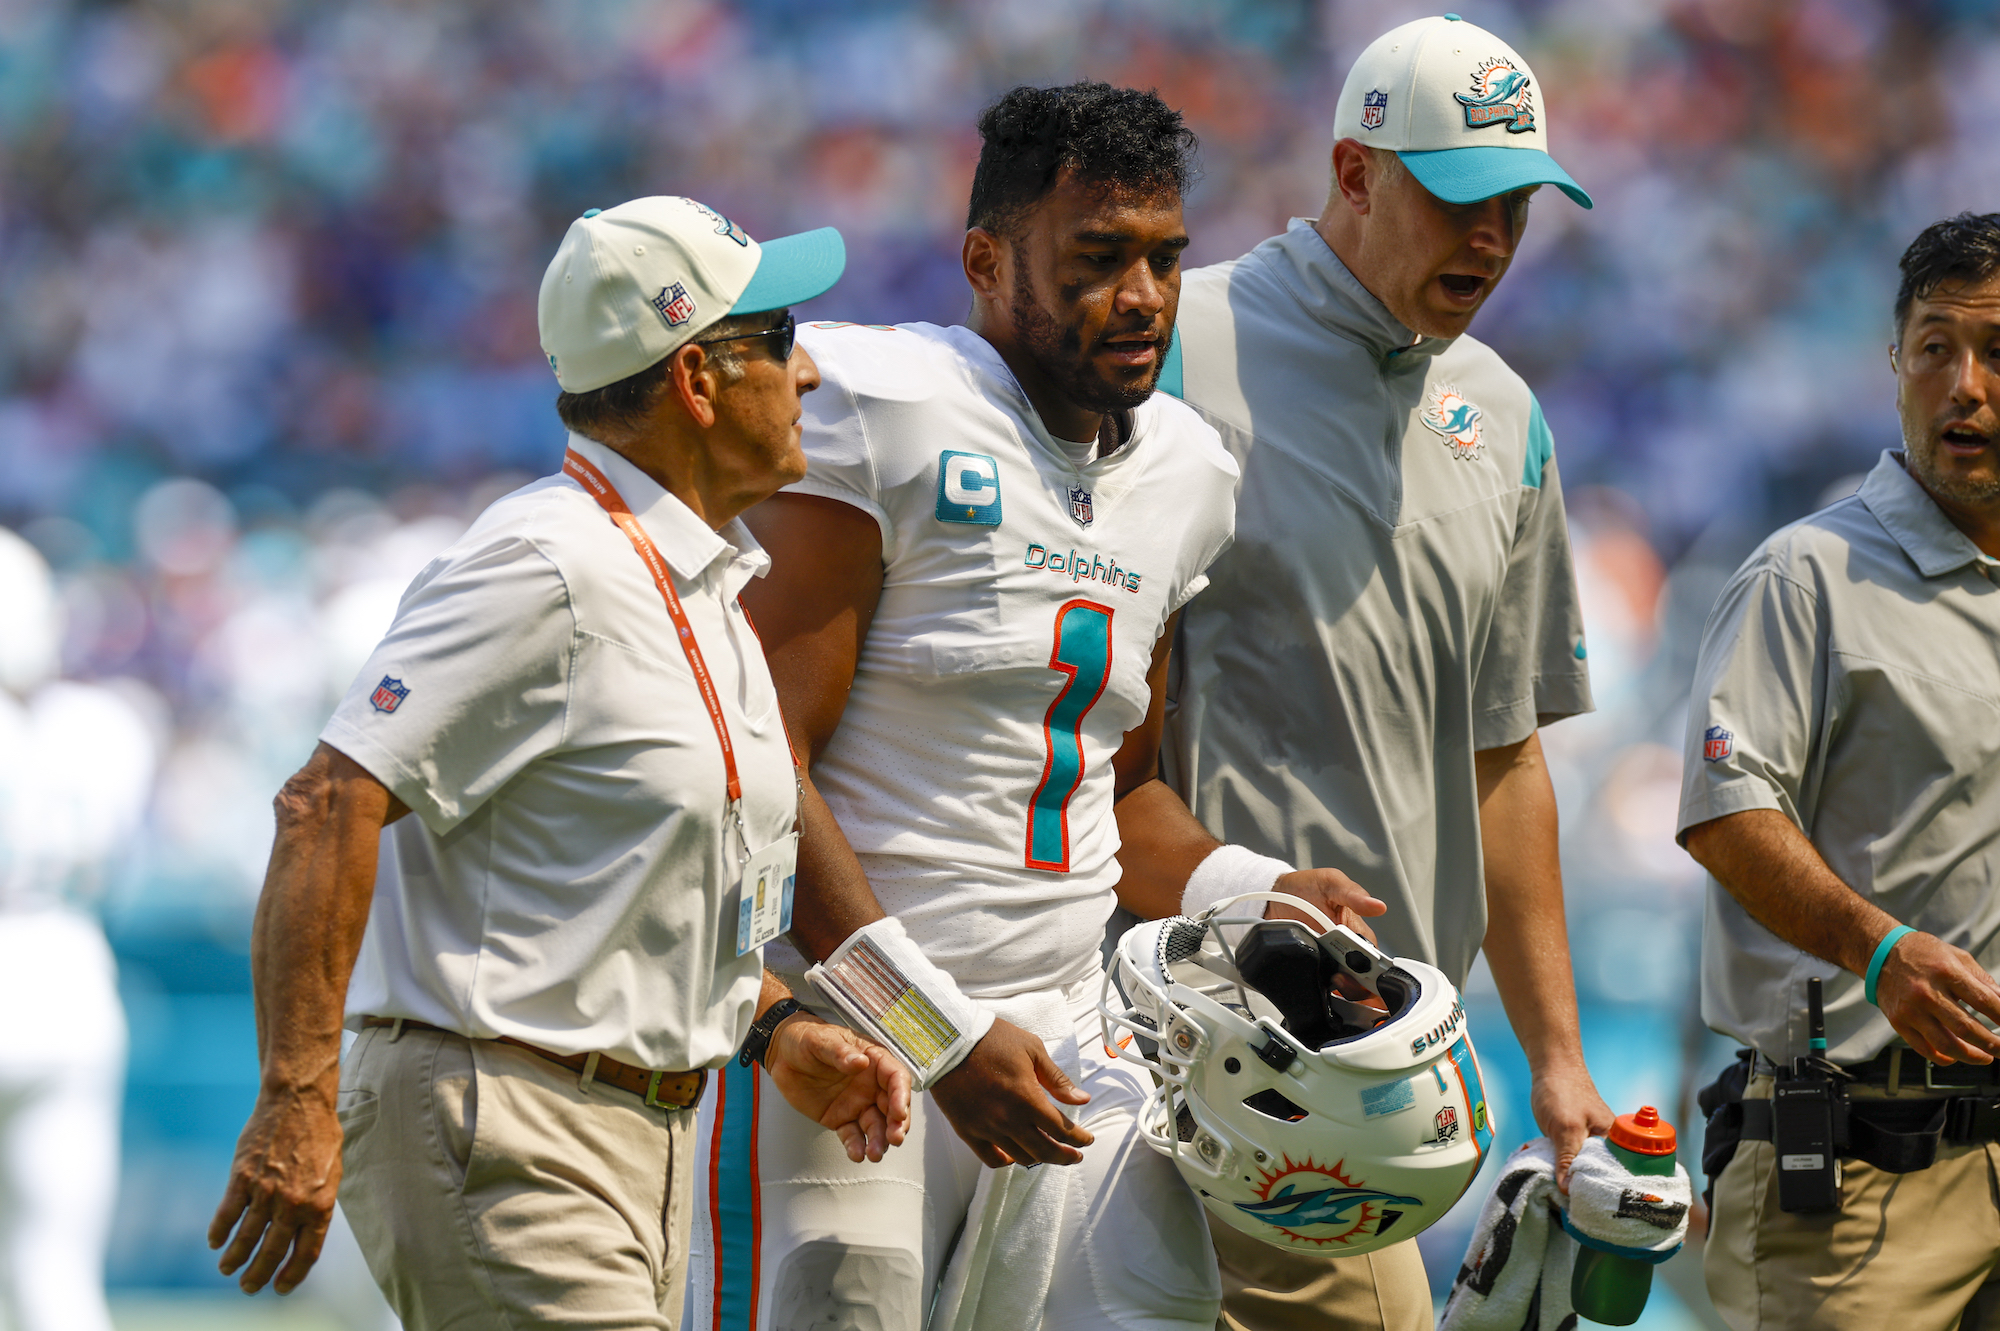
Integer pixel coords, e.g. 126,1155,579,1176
1010,261,1164,416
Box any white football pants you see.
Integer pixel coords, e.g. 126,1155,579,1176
686,970,1219,1331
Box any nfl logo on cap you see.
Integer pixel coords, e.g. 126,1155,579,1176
1361,89,1388,130
372,676,410,714
651,281,697,328
1704,725,1733,762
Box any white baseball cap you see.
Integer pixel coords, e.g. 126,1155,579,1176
538,196,847,393
1333,14,1591,209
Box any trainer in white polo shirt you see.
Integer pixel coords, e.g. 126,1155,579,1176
208,195,909,1331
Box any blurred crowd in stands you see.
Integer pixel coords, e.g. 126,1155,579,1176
1,0,1994,1307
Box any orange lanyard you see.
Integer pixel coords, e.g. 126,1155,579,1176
563,448,743,807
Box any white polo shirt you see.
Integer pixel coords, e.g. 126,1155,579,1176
323,434,796,1072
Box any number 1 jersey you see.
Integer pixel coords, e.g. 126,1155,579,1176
778,321,1238,999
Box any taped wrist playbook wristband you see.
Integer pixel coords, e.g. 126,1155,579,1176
1181,844,1296,919
804,916,995,1091
1865,925,1917,1007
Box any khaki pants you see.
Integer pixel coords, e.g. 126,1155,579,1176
337,1025,696,1330
1707,1073,2000,1331
1213,1224,1431,1331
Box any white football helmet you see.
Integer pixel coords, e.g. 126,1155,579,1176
1100,891,1494,1256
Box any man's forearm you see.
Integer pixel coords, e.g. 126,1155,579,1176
1477,732,1586,1074
251,745,397,1095
1111,778,1222,919
786,769,887,963
1682,807,1897,974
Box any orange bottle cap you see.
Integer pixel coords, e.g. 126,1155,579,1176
1608,1105,1676,1155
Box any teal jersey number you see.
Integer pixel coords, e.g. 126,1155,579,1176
1027,599,1114,871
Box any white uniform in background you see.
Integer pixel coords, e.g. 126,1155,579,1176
0,528,156,1331
688,321,1239,1331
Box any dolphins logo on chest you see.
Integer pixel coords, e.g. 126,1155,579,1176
1419,383,1485,461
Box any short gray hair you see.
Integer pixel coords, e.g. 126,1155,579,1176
553,310,764,441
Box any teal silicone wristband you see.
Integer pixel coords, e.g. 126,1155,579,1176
1865,926,1917,1007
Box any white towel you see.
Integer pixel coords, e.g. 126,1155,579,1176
927,986,1082,1331
1441,1136,1693,1331
1438,1139,1574,1331
1561,1137,1691,1261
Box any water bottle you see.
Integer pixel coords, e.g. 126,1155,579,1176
1569,1105,1678,1325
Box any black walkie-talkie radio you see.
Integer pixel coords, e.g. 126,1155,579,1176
1770,977,1848,1212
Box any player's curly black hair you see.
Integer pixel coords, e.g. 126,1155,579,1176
967,82,1198,238
1895,212,2000,339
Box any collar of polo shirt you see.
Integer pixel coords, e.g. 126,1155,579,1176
564,434,770,586
1863,450,2000,579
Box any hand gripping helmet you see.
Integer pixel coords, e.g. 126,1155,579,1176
1099,891,1494,1256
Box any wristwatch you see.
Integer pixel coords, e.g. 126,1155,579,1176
738,996,808,1068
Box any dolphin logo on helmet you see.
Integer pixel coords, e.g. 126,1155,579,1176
1235,1182,1425,1229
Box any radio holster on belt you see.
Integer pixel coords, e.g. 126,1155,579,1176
1700,978,2000,1213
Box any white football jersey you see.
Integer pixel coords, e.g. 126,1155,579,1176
780,321,1237,998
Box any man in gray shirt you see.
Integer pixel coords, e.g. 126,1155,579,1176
1123,14,1611,1328
1680,213,2000,1329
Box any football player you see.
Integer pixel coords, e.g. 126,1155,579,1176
685,83,1380,1330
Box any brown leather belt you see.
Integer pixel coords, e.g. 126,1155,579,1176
361,1017,706,1109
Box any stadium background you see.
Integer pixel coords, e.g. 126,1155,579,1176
2,0,1995,1325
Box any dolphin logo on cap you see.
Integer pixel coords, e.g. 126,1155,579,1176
1454,58,1536,134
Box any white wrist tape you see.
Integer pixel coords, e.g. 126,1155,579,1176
805,916,995,1091
1181,844,1295,918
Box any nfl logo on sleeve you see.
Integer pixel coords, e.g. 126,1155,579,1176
935,451,1003,525
371,676,410,714
1704,725,1733,762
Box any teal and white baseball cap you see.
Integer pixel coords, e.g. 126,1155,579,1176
538,195,846,393
1333,14,1592,210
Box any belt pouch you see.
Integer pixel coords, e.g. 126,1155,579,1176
1946,1096,2000,1145
1848,1097,1946,1173
1698,1051,1755,1209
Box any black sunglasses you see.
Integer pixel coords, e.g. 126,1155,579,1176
692,311,796,363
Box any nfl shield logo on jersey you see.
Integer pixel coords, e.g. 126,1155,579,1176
1704,725,1733,762
371,676,410,714
1361,89,1388,130
650,282,697,327
1067,484,1094,529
